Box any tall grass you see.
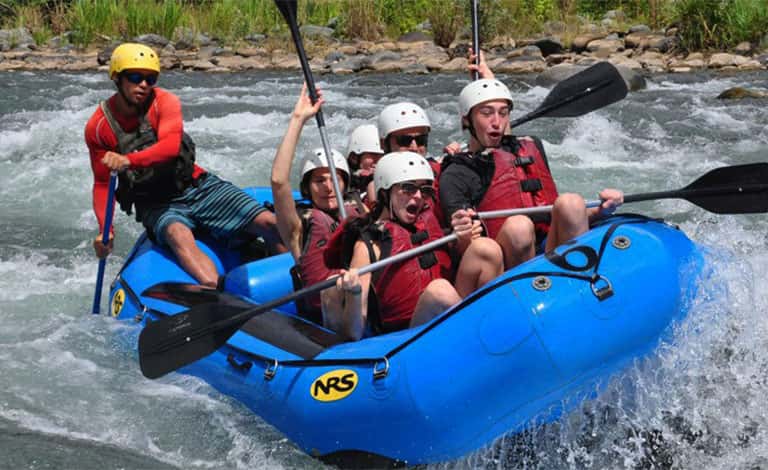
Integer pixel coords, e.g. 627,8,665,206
673,0,768,50
3,0,766,52
68,0,119,46
124,0,183,39
427,0,464,47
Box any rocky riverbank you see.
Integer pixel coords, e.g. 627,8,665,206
2,23,768,87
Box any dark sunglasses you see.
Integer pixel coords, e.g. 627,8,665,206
123,72,158,86
394,134,428,147
399,182,435,199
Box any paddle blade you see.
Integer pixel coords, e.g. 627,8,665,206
138,304,247,379
143,282,254,309
537,62,628,118
683,163,768,214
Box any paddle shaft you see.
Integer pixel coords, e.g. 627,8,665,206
276,0,346,219
143,231,458,359
477,164,768,219
92,171,117,314
200,232,457,334
471,0,480,81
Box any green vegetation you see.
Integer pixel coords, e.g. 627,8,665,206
1,0,766,51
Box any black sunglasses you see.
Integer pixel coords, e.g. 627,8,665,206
393,134,428,147
399,182,435,199
123,72,158,86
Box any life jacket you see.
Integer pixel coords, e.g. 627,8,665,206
476,136,559,240
359,212,453,333
99,98,196,216
291,203,361,323
426,156,447,226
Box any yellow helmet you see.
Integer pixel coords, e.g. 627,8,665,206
109,43,160,79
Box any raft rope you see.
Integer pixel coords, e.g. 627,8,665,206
129,215,666,380
216,214,667,380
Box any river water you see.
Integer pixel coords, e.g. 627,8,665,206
1,69,767,469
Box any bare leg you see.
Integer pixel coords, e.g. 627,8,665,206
164,222,219,288
244,210,288,254
495,215,536,270
410,279,461,327
545,193,588,252
454,237,503,297
321,285,345,330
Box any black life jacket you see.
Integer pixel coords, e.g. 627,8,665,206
99,99,196,216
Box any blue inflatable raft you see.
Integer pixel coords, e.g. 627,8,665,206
108,188,704,466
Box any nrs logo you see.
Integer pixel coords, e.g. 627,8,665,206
310,370,358,402
111,289,125,317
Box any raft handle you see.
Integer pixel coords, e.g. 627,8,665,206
264,359,279,381
226,353,253,373
591,274,614,301
373,357,390,380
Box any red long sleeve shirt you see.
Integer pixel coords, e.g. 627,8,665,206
84,87,205,232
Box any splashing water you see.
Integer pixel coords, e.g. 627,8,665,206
1,70,767,469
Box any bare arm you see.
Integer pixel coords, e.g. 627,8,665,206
335,239,377,341
271,84,324,261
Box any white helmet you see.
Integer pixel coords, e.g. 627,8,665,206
300,148,350,197
346,124,383,156
374,152,434,193
377,102,431,139
458,79,514,117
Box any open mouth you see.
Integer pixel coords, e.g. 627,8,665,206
405,203,419,215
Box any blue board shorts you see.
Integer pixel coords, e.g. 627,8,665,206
137,173,266,247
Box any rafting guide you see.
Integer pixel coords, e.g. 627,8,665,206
85,43,285,289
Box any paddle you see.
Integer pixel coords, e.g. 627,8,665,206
471,0,480,81
510,61,628,129
91,171,117,314
476,163,768,219
274,0,347,219
137,232,458,379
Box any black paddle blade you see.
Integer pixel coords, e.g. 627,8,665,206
537,62,628,118
683,162,768,214
142,282,227,307
142,282,255,309
138,303,247,379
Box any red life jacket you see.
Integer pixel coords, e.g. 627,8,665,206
477,137,559,240
362,212,453,332
293,204,359,323
427,157,447,227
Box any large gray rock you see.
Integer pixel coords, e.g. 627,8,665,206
717,87,768,99
571,33,605,52
398,31,431,43
330,55,367,74
300,25,334,39
709,52,749,68
133,34,169,49
0,27,35,51
586,38,624,54
174,27,212,49
628,24,651,34
536,62,645,91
